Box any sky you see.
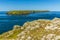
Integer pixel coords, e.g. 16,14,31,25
0,0,60,11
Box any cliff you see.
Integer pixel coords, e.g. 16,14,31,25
0,18,60,40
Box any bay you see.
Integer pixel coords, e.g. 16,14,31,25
0,11,60,34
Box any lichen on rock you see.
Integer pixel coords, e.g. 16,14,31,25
0,18,60,40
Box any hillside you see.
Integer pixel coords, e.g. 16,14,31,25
0,18,60,40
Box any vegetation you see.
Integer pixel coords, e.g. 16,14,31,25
7,10,49,15
0,18,60,40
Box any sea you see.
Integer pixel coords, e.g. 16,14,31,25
0,11,60,34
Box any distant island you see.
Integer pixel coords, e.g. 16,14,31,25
7,10,49,15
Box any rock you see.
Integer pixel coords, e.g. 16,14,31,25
0,18,60,40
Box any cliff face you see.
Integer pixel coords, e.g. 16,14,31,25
0,18,60,40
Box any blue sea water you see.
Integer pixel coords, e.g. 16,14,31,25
0,11,60,34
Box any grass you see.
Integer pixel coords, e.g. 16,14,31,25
0,18,60,40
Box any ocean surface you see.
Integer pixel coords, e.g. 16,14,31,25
0,11,60,34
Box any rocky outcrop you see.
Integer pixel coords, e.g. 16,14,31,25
0,18,60,40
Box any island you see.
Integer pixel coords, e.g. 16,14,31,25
7,10,49,15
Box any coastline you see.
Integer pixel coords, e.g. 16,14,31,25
0,18,60,40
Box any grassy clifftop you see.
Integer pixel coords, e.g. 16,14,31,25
0,18,60,40
7,10,49,15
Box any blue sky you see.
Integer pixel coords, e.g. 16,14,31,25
0,0,60,11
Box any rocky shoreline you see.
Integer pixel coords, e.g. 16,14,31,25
0,18,60,40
